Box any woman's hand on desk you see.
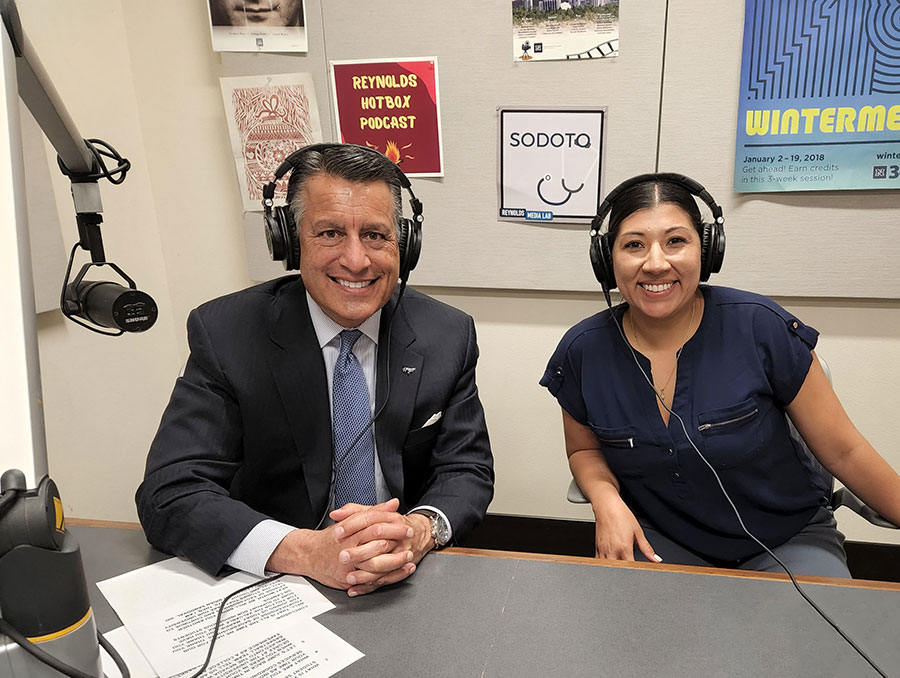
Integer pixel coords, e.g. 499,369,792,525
591,485,661,563
563,413,662,564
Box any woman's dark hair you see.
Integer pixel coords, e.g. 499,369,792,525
606,179,703,245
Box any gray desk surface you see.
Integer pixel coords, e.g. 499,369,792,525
70,524,900,678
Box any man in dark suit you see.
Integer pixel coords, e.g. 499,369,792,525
136,144,493,596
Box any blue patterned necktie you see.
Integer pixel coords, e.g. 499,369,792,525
332,329,377,508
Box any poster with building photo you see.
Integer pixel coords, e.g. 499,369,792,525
207,0,307,53
512,0,619,62
220,73,323,211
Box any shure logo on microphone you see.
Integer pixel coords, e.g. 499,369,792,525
125,316,149,323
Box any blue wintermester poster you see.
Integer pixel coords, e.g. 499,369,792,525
735,0,900,193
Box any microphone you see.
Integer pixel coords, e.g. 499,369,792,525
64,279,157,332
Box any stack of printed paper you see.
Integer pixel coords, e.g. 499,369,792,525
97,558,362,678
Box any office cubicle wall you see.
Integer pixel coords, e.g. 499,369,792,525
229,0,667,291
230,1,899,298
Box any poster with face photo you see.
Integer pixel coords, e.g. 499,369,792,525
207,0,307,53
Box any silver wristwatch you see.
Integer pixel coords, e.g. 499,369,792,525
412,509,450,548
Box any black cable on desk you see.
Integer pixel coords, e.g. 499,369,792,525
605,298,890,678
186,573,285,678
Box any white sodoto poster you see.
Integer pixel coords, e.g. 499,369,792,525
499,107,606,224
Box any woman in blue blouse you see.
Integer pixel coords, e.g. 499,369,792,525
541,174,900,577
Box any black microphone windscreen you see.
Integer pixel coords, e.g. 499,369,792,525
70,281,158,332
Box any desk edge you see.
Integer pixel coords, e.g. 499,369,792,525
443,547,900,591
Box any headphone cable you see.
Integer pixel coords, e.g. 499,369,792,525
193,285,407,674
604,292,888,678
315,280,407,529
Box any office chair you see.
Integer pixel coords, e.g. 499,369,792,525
565,356,898,530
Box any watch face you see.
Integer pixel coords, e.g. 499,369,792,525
433,516,450,545
428,511,449,546
413,509,449,545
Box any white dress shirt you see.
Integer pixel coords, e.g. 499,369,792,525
227,292,450,576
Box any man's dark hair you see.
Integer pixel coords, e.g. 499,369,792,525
286,144,403,231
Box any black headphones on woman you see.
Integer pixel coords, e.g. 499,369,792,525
589,172,725,292
262,143,424,284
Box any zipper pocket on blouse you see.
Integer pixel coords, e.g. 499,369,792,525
597,436,634,448
697,408,759,432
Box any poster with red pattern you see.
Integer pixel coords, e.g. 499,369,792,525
330,58,444,177
220,73,323,211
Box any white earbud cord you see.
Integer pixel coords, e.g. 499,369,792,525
603,292,886,677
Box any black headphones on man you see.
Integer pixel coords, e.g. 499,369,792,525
262,143,424,283
589,172,725,292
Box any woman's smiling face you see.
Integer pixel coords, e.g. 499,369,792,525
611,202,702,321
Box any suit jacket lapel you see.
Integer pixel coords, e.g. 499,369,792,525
375,293,422,503
267,279,333,520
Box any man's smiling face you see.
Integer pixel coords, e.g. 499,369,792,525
297,173,400,328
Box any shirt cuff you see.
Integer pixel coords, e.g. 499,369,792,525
226,520,296,577
408,504,453,544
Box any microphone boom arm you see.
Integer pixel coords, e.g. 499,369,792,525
0,0,97,179
1,0,155,336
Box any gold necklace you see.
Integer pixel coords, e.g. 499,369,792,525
628,295,697,401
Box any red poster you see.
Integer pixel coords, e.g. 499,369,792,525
330,58,443,176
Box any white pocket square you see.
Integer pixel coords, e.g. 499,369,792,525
421,411,442,428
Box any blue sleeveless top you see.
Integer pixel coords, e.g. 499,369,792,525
541,286,829,563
